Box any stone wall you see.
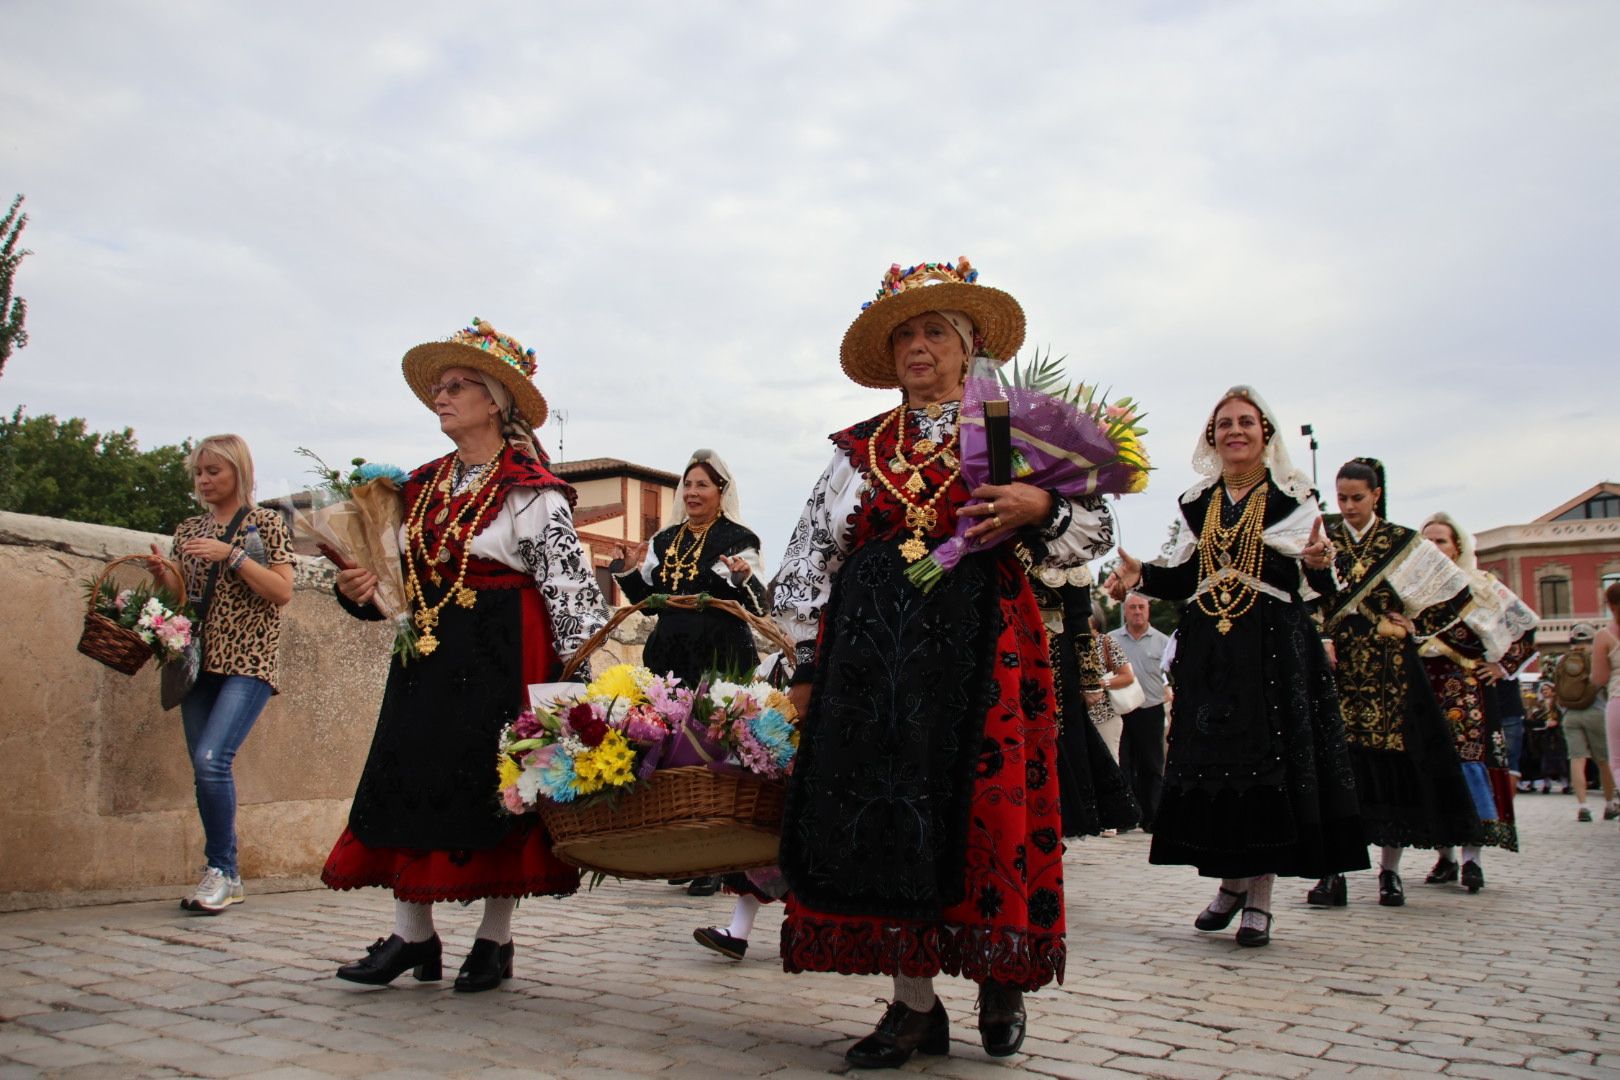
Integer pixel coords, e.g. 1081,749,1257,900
0,511,650,911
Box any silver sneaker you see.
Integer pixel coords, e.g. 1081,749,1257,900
230,874,244,906
182,867,233,914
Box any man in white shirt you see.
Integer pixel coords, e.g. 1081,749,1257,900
1108,592,1172,832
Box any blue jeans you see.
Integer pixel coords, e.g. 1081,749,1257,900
180,673,272,877
1500,713,1525,776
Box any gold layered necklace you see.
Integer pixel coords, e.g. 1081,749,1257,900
658,518,716,591
867,403,963,563
1194,480,1270,634
1341,519,1380,583
402,452,505,657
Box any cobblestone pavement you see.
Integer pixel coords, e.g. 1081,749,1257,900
3,794,1617,1078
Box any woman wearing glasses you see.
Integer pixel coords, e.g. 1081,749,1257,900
323,320,609,993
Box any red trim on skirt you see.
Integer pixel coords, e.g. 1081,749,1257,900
321,820,580,903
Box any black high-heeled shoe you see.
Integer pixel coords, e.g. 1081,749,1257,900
1424,856,1458,884
336,934,442,985
978,981,1026,1058
1377,869,1405,907
1460,860,1484,894
1194,886,1248,931
453,938,515,993
1306,874,1347,907
845,998,950,1068
1235,908,1272,947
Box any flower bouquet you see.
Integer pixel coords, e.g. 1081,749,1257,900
497,663,798,878
77,556,196,674
289,448,417,661
905,350,1151,592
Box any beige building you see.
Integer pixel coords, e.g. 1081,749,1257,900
550,458,681,603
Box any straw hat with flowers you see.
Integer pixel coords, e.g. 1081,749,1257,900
840,258,1025,389
403,318,548,428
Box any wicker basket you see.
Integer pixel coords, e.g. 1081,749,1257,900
539,594,797,878
76,554,186,676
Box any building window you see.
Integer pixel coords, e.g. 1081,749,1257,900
1539,576,1571,617
641,486,661,540
1553,493,1620,521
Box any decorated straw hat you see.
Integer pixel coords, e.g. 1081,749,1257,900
402,317,548,428
840,258,1025,389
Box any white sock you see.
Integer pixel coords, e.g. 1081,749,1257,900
393,900,435,943
476,897,517,945
893,974,936,1011
1208,877,1248,914
1460,845,1482,865
1436,847,1457,863
1379,846,1404,873
726,896,760,941
1241,874,1274,933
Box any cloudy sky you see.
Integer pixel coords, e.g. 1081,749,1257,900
3,1,1615,568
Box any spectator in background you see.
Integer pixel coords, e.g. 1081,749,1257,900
1552,624,1616,822
1108,592,1171,832
1594,583,1620,799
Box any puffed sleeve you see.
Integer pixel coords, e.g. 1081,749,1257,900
1139,512,1200,602
615,536,661,605
506,488,611,662
770,452,860,679
717,546,769,615
1036,494,1116,569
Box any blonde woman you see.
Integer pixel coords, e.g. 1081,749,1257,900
146,434,294,914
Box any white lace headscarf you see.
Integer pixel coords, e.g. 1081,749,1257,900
1418,510,1540,661
1184,385,1315,504
670,448,751,531
1420,511,1478,571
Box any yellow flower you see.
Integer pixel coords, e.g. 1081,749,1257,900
587,664,647,705
497,756,521,791
572,731,637,791
765,689,798,721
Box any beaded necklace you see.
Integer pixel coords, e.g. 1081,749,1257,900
866,403,964,563
658,518,716,591
1340,519,1381,584
402,451,506,657
1194,479,1270,634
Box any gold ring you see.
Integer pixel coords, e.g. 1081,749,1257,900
992,514,1004,529
988,500,997,514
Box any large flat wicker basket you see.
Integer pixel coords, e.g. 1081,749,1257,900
539,593,795,879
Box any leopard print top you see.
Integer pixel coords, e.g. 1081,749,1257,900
170,507,293,691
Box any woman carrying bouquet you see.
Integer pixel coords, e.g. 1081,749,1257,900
614,448,768,902
1304,460,1485,909
1413,511,1536,892
323,320,609,993
1106,388,1367,947
145,435,294,915
774,260,1114,1067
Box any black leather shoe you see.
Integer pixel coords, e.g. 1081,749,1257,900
1194,886,1247,931
1424,856,1458,884
978,981,1026,1058
693,926,747,960
1306,874,1348,907
336,934,442,985
1235,908,1273,947
685,876,722,897
845,998,950,1068
453,938,514,993
1460,860,1484,893
1378,870,1405,907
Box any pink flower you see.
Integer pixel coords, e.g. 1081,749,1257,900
114,589,134,612
512,709,542,739
622,704,670,743
501,787,527,814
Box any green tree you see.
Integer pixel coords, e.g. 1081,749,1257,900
0,408,197,533
0,195,28,379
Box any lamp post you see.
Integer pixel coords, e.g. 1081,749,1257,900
1301,423,1321,507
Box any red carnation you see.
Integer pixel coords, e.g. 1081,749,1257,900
567,702,607,748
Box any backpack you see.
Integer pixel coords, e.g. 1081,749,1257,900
1554,650,1599,711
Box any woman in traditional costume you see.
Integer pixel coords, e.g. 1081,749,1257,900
615,449,767,685
1307,458,1483,908
323,319,609,992
1033,573,1139,840
1414,511,1538,891
773,259,1115,1067
1106,387,1367,947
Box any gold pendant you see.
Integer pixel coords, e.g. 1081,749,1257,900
1351,560,1368,580
1217,617,1233,635
414,607,439,631
925,403,943,420
417,631,439,656
1217,549,1233,568
890,454,908,474
940,451,958,469
437,548,452,565
429,571,442,586
903,471,927,495
455,587,476,608
899,535,928,562
912,438,936,456
1219,590,1232,606
434,507,449,525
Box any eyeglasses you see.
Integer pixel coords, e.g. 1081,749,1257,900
429,377,486,398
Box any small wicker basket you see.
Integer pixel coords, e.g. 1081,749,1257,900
76,554,186,676
539,594,796,879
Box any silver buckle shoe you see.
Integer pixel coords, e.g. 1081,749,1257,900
183,867,233,914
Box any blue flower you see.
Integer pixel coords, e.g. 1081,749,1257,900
535,748,580,803
355,462,410,486
749,708,797,768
